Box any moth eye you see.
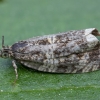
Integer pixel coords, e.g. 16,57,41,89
2,53,9,58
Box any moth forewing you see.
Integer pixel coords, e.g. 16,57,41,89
20,48,100,73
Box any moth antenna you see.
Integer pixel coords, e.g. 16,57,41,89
2,36,5,48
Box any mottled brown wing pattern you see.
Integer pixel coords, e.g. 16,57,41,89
11,28,100,73
20,48,100,73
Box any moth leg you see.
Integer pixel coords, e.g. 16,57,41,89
12,60,18,80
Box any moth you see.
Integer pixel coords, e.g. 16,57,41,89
0,28,100,79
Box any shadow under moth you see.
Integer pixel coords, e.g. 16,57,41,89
0,28,100,79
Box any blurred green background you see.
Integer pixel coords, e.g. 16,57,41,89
0,0,100,100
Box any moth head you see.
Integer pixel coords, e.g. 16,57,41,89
0,36,11,58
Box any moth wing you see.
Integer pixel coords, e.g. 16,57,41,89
53,28,100,58
20,60,100,73
20,49,100,73
11,28,100,61
20,60,79,73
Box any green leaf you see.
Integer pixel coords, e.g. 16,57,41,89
0,0,100,100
